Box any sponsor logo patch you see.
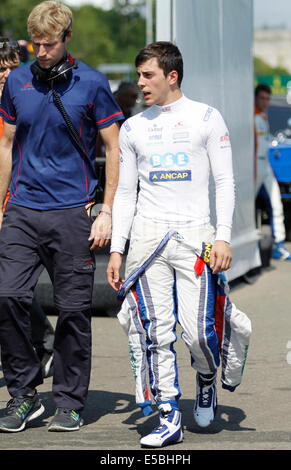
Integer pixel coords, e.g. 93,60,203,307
21,82,35,91
201,242,212,263
220,132,230,142
150,152,189,168
203,107,213,122
124,121,131,132
220,132,231,148
148,124,163,133
149,170,192,182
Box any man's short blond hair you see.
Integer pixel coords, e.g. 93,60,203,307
27,1,73,39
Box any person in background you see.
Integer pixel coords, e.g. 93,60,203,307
255,83,291,260
0,37,55,380
114,82,139,125
96,82,139,158
0,38,20,110
18,39,30,65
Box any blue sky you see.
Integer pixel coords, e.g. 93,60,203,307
64,0,114,9
64,0,291,30
254,0,291,29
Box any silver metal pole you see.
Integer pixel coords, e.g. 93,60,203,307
146,0,153,44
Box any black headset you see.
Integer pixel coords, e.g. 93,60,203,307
30,54,77,84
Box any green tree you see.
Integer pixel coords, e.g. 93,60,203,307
103,6,145,64
254,56,289,76
69,6,116,67
0,0,40,39
0,0,146,69
71,3,145,68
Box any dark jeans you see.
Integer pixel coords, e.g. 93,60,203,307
0,204,95,411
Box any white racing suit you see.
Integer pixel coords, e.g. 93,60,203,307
111,95,251,415
117,225,251,416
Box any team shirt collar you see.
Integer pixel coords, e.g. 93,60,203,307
153,94,186,113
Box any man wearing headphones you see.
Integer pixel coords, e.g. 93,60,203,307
0,37,56,381
0,1,123,432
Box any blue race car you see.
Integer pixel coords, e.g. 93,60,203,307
269,128,291,240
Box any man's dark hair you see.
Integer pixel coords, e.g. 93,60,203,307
135,41,183,87
255,83,272,97
0,37,20,63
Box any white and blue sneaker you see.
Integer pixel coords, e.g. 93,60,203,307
48,408,84,431
272,242,291,261
140,403,183,448
194,373,217,428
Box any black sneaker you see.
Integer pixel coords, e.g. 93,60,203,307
48,408,84,432
0,392,44,432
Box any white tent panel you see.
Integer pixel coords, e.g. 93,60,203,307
156,0,261,280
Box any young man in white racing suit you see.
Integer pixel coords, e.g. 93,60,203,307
107,42,251,448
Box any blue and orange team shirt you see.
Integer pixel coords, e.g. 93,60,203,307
0,60,123,210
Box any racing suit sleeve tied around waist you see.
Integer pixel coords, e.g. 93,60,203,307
116,229,178,301
212,274,251,391
117,233,252,414
194,243,252,391
118,288,154,416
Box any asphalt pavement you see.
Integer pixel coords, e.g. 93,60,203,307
0,241,291,456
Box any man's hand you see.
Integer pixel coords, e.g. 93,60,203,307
0,209,3,231
88,211,112,250
209,240,232,274
107,252,124,291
